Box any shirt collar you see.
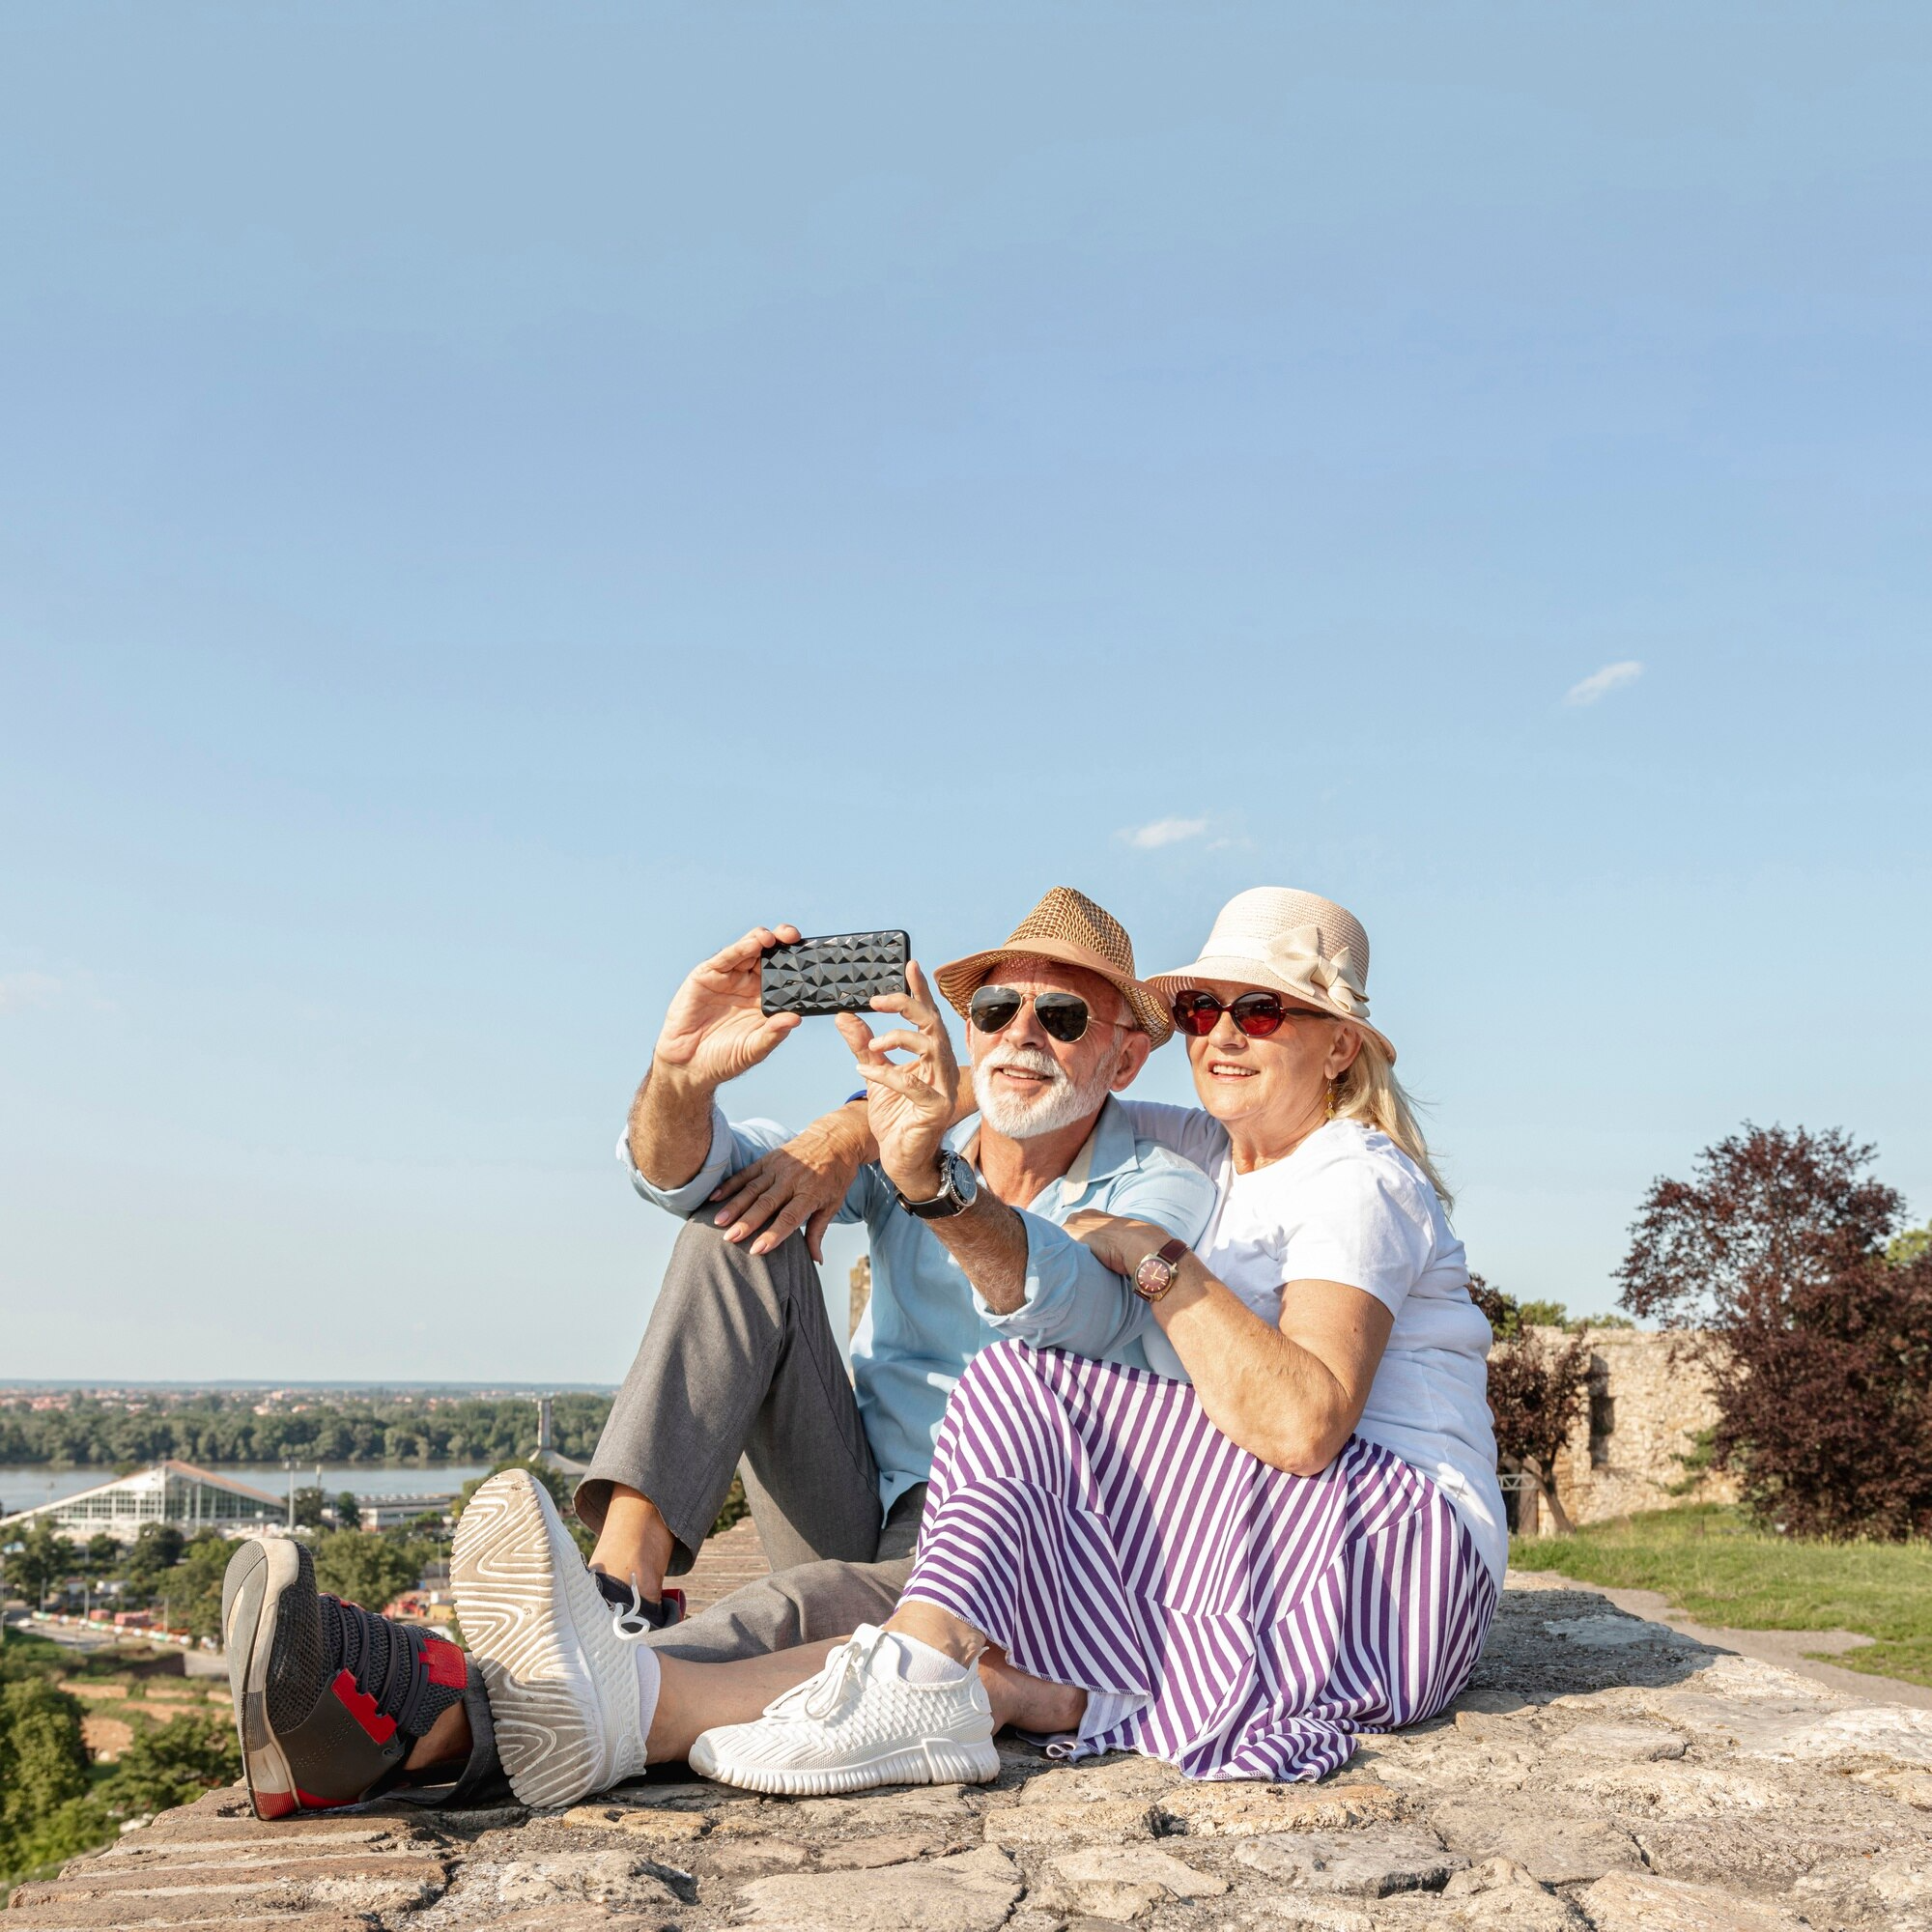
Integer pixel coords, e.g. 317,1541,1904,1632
949,1095,1141,1205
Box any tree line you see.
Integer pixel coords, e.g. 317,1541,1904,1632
0,1393,612,1469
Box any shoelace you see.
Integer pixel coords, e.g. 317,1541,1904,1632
607,1577,685,1640
610,1578,655,1640
761,1625,890,1724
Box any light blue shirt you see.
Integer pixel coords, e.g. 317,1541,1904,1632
625,1095,1218,1517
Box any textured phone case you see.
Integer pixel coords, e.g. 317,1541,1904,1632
760,930,910,1015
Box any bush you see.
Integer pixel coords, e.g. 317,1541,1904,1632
1470,1275,1591,1532
309,1531,426,1610
0,1676,94,1888
1619,1123,1932,1540
95,1711,240,1820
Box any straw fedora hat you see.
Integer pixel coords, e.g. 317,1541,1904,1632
1146,887,1396,1063
935,886,1174,1047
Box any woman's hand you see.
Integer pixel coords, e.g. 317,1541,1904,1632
708,1107,869,1260
1064,1211,1177,1280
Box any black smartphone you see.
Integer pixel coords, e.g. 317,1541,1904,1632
760,929,911,1016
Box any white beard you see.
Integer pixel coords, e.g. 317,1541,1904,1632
973,1044,1115,1140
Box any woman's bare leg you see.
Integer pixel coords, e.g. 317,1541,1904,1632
884,1601,1088,1735
589,1485,677,1600
978,1644,1087,1736
649,1639,842,1761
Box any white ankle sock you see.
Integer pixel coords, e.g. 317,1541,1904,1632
634,1641,663,1753
889,1632,970,1685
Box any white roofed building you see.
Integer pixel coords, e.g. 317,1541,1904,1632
0,1461,286,1543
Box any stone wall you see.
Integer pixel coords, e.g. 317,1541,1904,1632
1508,1327,1738,1532
22,1582,1932,1929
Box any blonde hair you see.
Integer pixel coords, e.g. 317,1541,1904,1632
1332,1036,1454,1212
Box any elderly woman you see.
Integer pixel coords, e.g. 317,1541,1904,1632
690,887,1503,1789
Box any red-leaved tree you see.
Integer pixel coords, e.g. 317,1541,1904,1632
1618,1123,1932,1540
1469,1275,1591,1533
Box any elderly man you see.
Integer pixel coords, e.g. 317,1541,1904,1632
573,884,1214,1662
220,887,1215,1817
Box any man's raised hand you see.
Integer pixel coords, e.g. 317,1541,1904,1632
653,924,804,1093
834,961,961,1201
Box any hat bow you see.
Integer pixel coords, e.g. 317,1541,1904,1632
1262,923,1370,1017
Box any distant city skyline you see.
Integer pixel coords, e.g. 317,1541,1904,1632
4,5,1927,1378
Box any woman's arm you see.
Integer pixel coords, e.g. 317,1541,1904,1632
1065,1213,1394,1477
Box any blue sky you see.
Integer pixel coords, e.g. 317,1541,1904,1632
4,4,1927,1382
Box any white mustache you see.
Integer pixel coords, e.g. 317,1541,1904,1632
981,1044,1066,1083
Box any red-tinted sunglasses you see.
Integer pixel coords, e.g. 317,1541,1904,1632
1171,991,1332,1038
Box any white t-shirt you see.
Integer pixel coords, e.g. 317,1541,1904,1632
1120,1104,1507,1585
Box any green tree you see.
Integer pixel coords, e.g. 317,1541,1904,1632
0,1676,94,1882
291,1487,327,1531
1517,1299,1570,1329
7,1522,76,1609
309,1532,422,1610
83,1534,119,1575
168,1534,238,1645
333,1492,363,1531
122,1523,185,1601
95,1712,240,1820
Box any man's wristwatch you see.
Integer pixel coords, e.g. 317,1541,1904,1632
1132,1237,1191,1301
894,1148,980,1221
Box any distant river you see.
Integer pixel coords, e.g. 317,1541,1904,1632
0,1462,495,1517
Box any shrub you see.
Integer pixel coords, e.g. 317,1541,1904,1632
0,1676,94,1887
1470,1275,1591,1532
95,1712,240,1820
309,1531,425,1610
1618,1123,1932,1540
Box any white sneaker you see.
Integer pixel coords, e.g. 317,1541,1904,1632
452,1467,655,1807
689,1625,999,1796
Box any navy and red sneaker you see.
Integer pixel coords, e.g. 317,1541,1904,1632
591,1569,687,1637
221,1538,500,1818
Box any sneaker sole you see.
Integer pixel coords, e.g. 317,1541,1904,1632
452,1469,628,1808
221,1537,304,1820
689,1731,1000,1796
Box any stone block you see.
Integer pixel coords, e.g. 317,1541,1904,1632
1570,1762,1795,1818
10,1849,450,1919
1234,1826,1466,1896
1425,1797,1641,1884
494,1848,682,1910
736,1843,1024,1932
1578,1870,1815,1931
815,1831,942,1868
1157,1777,1407,1837
1431,1855,1590,1930
1547,1719,1687,1759
983,1797,1156,1848
563,1801,713,1844
1032,1843,1228,1920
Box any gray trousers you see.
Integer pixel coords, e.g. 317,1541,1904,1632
576,1218,922,1665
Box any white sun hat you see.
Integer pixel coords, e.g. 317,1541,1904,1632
1146,886,1397,1064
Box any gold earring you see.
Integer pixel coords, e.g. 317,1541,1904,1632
1325,1080,1340,1122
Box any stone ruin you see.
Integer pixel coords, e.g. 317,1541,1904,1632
1508,1326,1736,1537
14,1574,1932,1931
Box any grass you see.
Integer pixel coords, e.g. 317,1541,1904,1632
1510,1503,1932,1688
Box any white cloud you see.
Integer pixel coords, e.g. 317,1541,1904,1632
1564,660,1645,707
1121,815,1209,850
0,971,60,1012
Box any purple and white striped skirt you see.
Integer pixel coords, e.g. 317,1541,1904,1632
902,1340,1497,1782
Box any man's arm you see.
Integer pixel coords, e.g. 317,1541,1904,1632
628,923,803,1190
968,1151,1218,1354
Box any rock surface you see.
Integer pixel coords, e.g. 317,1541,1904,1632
18,1577,1932,1930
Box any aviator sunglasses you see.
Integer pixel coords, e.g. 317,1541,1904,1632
1171,990,1330,1038
968,984,1121,1044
